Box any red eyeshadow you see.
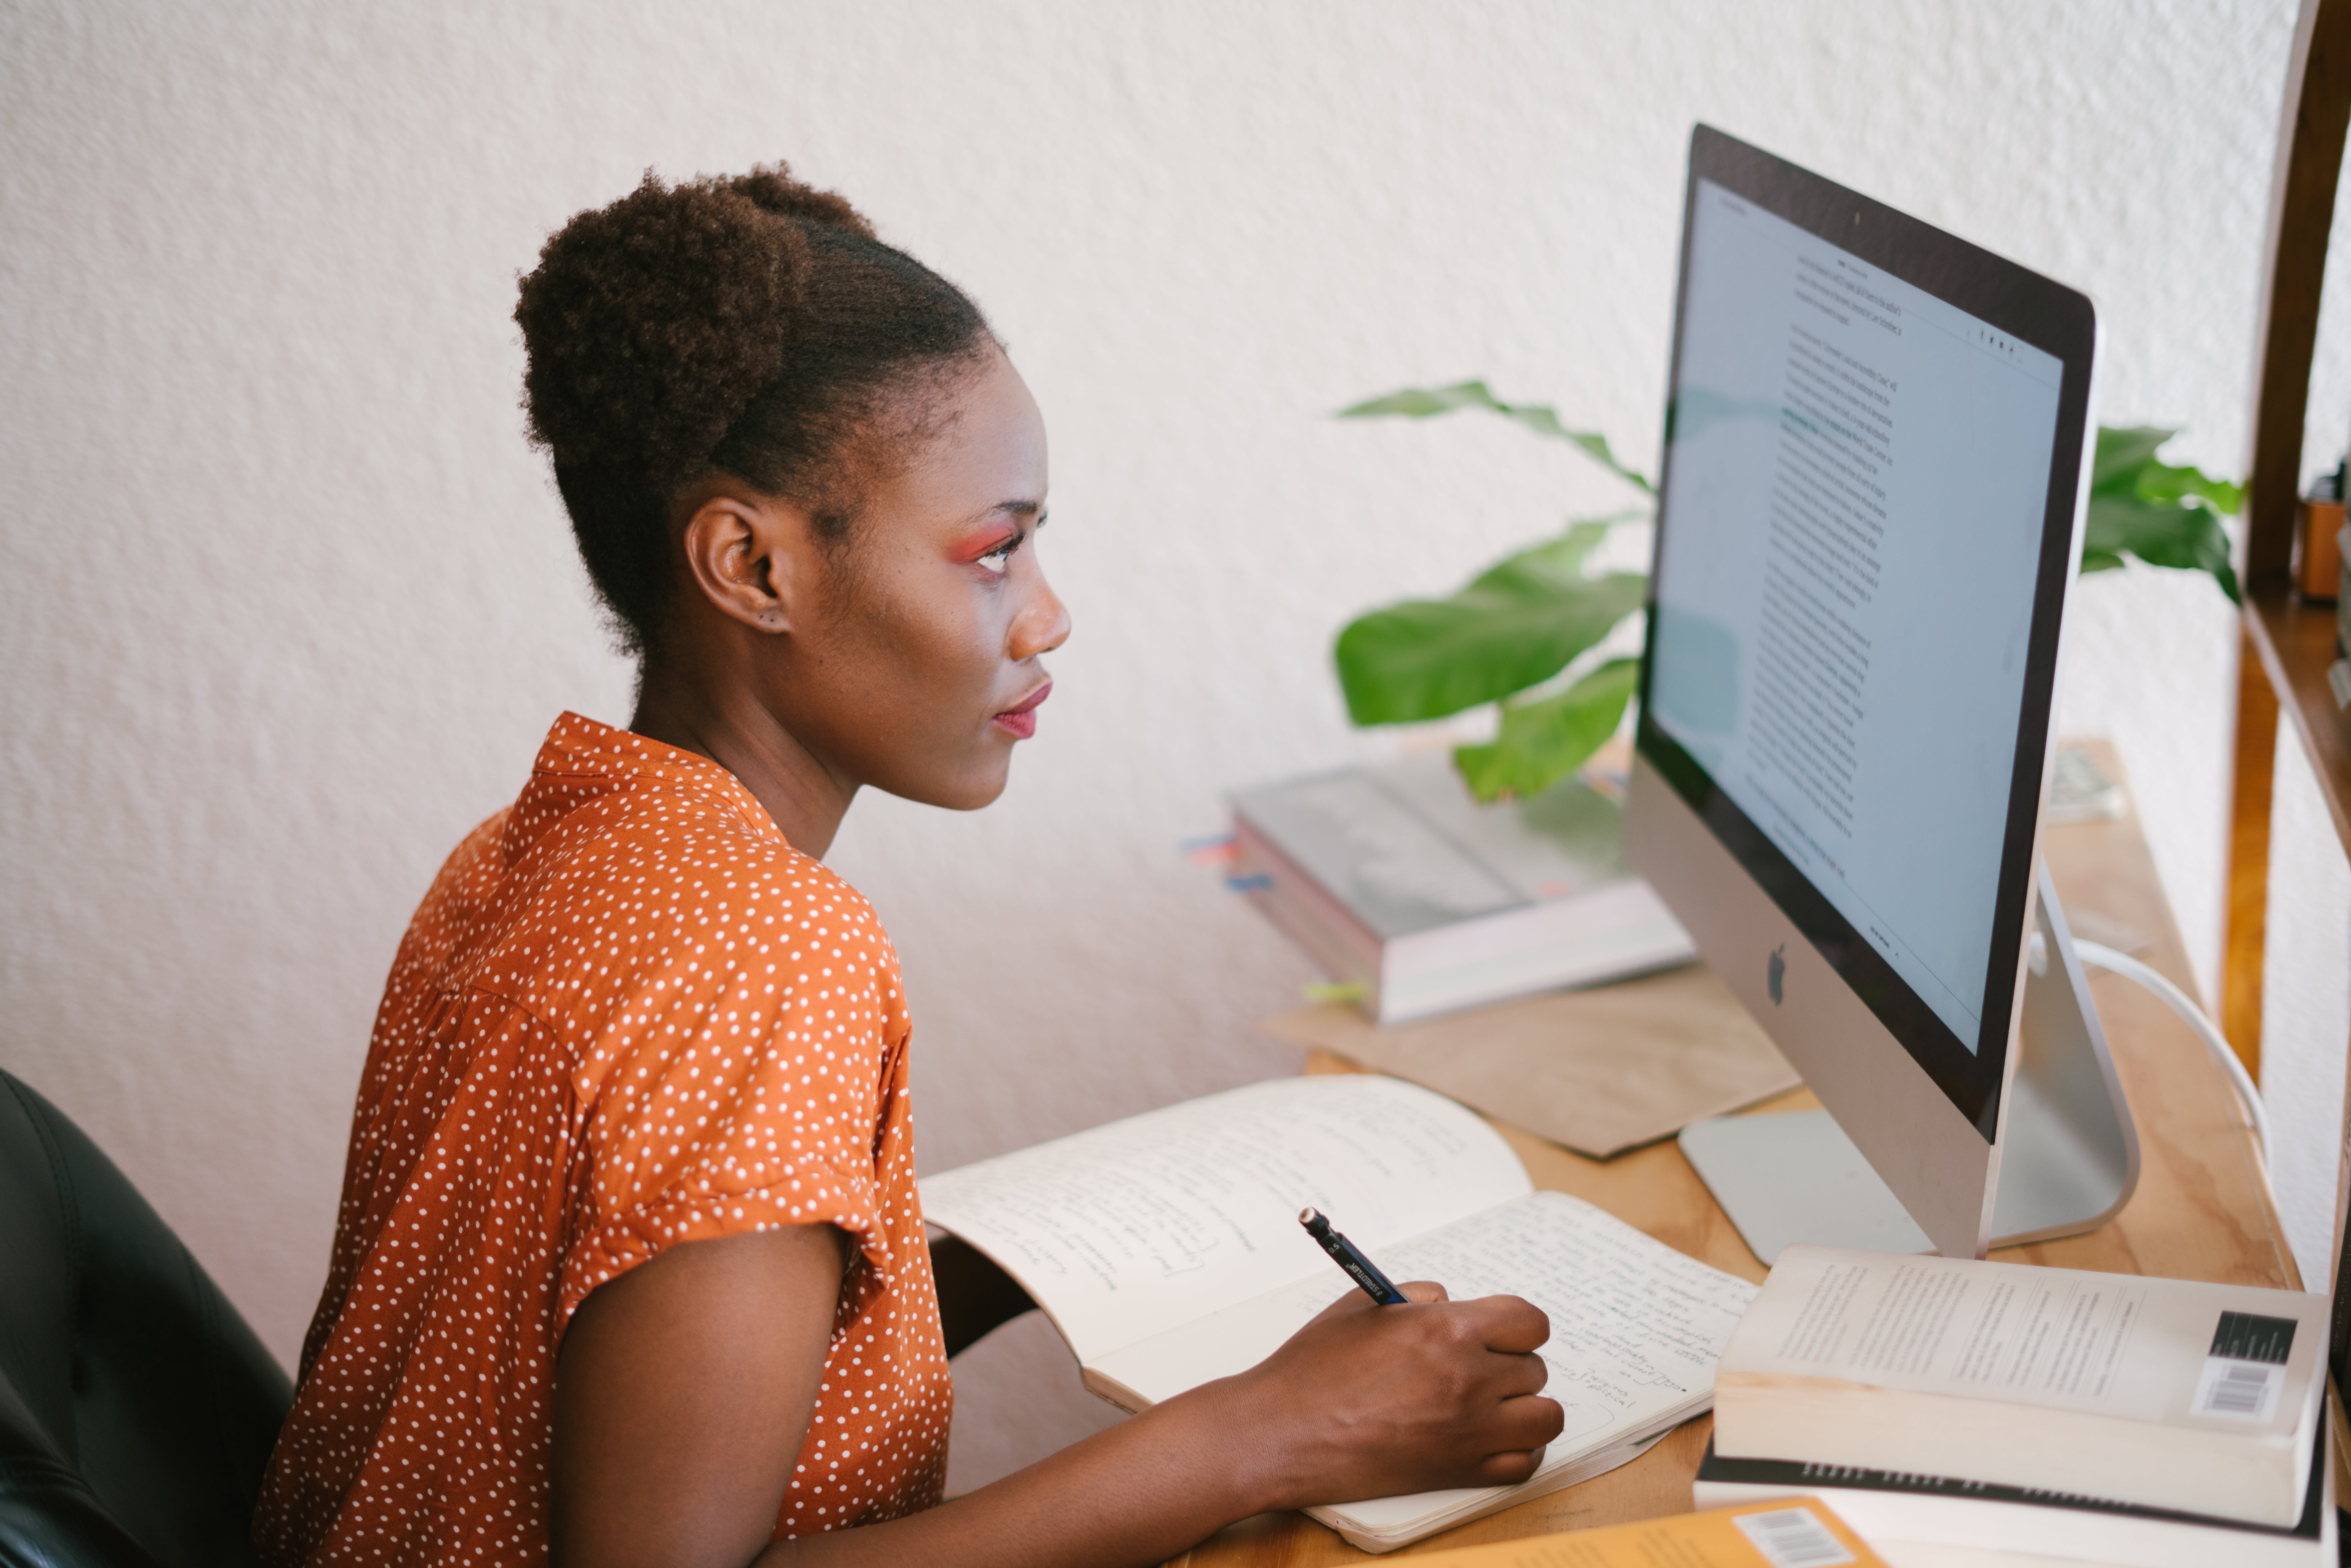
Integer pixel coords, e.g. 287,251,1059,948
949,525,1018,564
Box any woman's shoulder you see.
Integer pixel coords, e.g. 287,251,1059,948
582,780,895,963
510,779,904,1050
381,807,517,992
509,713,894,958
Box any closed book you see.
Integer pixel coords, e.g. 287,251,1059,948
1693,1434,2332,1568
1228,754,1694,1024
1712,1245,2329,1530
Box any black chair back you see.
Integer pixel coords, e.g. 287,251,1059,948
0,1070,292,1567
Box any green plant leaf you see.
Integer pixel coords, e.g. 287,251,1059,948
2135,461,2246,514
1339,380,1656,495
1335,523,1647,724
1452,659,1640,802
2091,426,2177,493
2082,426,2244,603
2083,493,2241,604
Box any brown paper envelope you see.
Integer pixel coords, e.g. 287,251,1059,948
1260,964,1798,1159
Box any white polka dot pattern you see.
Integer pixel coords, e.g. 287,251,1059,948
254,712,951,1567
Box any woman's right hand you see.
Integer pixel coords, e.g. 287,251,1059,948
757,1277,1564,1568
1207,1281,1565,1512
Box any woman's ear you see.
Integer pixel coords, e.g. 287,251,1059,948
675,487,819,635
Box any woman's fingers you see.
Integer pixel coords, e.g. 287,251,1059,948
1238,1284,1567,1510
1472,1446,1550,1486
1305,1277,1451,1326
1466,1396,1566,1487
1494,1390,1566,1450
1489,1348,1552,1400
1456,1292,1549,1354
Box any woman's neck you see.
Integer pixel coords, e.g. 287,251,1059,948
629,660,858,859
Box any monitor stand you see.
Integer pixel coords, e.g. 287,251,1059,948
1678,863,2141,1263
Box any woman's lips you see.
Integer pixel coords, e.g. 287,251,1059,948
991,680,1051,740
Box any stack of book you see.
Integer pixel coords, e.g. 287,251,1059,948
1695,1245,2336,1566
1227,753,1693,1024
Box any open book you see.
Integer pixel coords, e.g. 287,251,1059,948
918,1076,1758,1552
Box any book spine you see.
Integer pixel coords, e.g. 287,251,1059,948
1695,1433,2332,1567
1227,818,1385,1000
1384,876,1692,976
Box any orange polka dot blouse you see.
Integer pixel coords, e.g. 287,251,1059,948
255,712,952,1567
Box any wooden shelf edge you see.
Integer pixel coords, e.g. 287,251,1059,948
2246,581,2351,856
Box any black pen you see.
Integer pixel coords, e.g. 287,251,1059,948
1299,1207,1409,1305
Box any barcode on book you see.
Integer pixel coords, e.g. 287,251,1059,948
1731,1506,1855,1568
2193,1356,2281,1420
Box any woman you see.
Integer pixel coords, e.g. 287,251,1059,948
255,166,1563,1568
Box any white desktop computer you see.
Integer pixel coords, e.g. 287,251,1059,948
1626,126,2138,1263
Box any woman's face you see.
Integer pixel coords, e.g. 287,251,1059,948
770,349,1069,811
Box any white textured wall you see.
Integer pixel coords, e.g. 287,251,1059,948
2,0,2337,1492
2263,732,2351,1292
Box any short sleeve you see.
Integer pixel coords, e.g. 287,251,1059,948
557,879,909,1332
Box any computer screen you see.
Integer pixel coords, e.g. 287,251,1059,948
1635,129,2096,1142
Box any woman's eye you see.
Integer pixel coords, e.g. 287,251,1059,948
976,548,1011,576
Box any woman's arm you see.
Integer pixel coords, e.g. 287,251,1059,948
552,1226,850,1568
552,1226,1563,1568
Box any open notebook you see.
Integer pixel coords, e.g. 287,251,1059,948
918,1076,1758,1552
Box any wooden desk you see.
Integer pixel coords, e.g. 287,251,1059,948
1167,746,2295,1566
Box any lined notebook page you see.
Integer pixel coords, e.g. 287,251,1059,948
1092,1189,1756,1532
919,1076,1531,1362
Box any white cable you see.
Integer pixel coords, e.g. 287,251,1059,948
2072,939,2270,1168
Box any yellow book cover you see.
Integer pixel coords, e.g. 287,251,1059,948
1394,1499,1887,1567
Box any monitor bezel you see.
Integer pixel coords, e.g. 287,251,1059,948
1634,125,2097,1140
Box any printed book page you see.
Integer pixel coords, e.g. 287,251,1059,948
1091,1190,1758,1532
1726,1246,2324,1437
918,1076,1531,1363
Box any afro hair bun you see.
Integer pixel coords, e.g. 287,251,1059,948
515,164,858,488
511,161,991,659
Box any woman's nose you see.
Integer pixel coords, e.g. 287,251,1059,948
1010,571,1072,661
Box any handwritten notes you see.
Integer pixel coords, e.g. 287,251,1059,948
919,1075,1530,1360
1094,1190,1755,1445
927,1082,1761,1551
